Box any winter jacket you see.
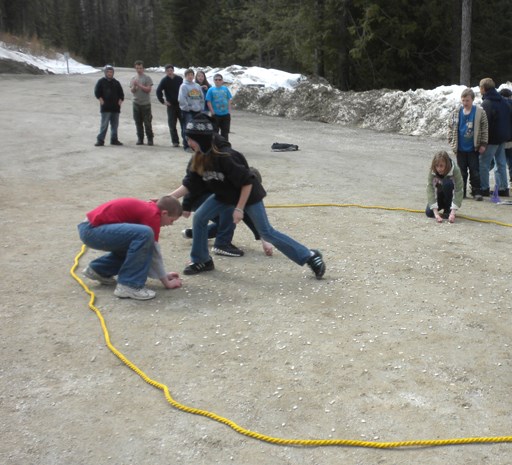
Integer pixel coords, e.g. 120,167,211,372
481,88,511,144
94,77,124,113
448,105,488,153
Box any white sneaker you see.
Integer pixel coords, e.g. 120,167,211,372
114,284,156,300
83,266,116,285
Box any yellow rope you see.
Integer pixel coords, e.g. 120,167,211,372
70,204,512,449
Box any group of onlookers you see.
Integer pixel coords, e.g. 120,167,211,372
427,77,512,223
93,61,233,150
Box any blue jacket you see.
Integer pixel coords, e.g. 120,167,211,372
482,88,511,144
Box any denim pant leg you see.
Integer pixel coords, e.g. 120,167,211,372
109,112,119,142
213,206,236,247
190,195,231,263
244,202,311,265
480,144,501,191
506,147,512,181
97,112,110,142
493,143,508,189
78,221,154,288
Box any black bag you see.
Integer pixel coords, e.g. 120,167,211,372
271,142,299,152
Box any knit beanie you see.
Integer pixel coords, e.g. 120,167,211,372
185,115,214,153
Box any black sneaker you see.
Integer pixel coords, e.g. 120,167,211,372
184,259,215,275
307,249,325,279
95,141,104,147
110,140,123,146
212,243,244,257
148,139,154,146
136,139,144,145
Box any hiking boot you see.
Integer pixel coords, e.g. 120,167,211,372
95,141,104,147
307,249,326,279
136,139,144,145
110,140,123,146
183,259,215,275
212,243,244,257
147,139,154,146
83,266,116,285
114,284,156,300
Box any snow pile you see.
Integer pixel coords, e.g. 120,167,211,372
0,41,97,74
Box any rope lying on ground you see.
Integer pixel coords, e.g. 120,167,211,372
70,204,512,449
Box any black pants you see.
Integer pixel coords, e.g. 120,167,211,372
425,178,454,218
212,114,231,141
456,150,481,197
166,104,182,145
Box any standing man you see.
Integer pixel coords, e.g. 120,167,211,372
178,69,204,152
448,88,488,201
479,78,511,196
156,64,184,148
499,88,512,183
130,60,154,146
94,64,124,147
206,73,233,141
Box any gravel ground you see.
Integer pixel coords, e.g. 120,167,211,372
1,70,511,465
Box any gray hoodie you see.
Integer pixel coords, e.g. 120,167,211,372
178,80,205,112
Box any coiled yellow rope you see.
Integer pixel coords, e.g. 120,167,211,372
70,203,512,448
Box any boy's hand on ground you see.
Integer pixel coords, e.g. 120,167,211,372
448,212,456,223
162,272,183,289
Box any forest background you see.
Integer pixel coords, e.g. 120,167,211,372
0,0,511,91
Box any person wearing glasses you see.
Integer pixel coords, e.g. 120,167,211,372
206,73,233,141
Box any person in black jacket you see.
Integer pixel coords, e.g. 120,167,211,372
156,64,184,147
94,65,124,146
169,114,326,279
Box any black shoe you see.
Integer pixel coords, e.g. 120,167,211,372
95,141,104,147
136,139,144,145
148,139,154,146
481,188,490,197
498,189,510,197
212,243,244,257
307,249,325,279
184,259,215,275
110,140,123,146
181,228,216,239
172,142,180,147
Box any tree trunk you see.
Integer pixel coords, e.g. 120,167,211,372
460,0,472,85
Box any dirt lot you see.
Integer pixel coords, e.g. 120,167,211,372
1,69,511,465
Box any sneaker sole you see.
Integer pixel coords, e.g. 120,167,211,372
114,289,155,300
212,247,244,257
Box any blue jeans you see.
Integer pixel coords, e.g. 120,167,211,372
190,195,311,265
97,112,120,143
425,178,454,217
480,143,507,190
78,221,154,288
191,193,235,247
505,147,512,182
